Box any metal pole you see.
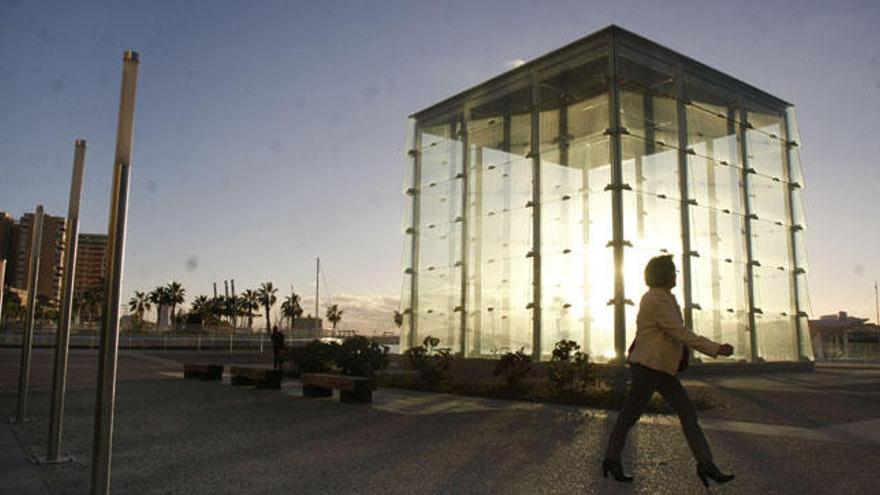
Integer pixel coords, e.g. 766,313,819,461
213,282,217,298
873,281,879,362
44,139,86,463
0,259,6,330
315,257,320,335
15,205,43,422
230,279,236,330
224,280,229,298
90,50,139,495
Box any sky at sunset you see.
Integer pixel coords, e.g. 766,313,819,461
1,0,879,332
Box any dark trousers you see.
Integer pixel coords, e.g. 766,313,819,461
272,350,282,371
605,363,713,464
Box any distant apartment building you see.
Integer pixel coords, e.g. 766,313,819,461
12,212,66,305
0,212,16,285
0,209,107,309
73,233,107,301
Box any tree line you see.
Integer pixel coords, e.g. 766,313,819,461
126,281,347,336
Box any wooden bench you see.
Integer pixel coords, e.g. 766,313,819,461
302,373,373,403
183,363,224,381
230,366,282,389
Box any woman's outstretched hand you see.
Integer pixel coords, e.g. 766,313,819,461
718,344,734,357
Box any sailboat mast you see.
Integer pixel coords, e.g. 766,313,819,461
315,257,320,335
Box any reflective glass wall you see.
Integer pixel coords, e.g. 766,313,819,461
399,27,811,363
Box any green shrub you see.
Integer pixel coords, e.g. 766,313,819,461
547,340,595,394
295,339,338,374
334,335,389,377
494,347,533,390
403,335,452,386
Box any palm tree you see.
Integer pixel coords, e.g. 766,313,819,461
281,292,303,336
128,291,151,329
256,282,277,335
148,287,165,329
393,310,404,329
241,290,260,330
325,304,343,332
191,295,211,328
165,281,185,330
82,289,102,326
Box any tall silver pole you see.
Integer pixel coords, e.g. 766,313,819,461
16,204,44,422
230,279,236,330
213,282,217,298
873,281,878,326
44,139,86,463
0,259,6,329
315,257,320,335
90,50,139,495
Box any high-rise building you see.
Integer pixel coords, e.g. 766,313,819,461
399,26,811,364
73,233,107,302
12,212,66,305
0,212,16,285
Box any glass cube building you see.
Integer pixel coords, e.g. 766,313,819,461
399,26,811,363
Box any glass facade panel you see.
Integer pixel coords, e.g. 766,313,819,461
401,27,811,364
750,219,792,269
537,53,611,359
748,174,789,224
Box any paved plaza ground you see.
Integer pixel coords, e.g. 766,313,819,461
1,348,880,494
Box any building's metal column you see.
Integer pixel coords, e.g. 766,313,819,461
529,74,543,360
472,141,484,356
738,103,760,362
406,126,422,350
557,96,571,342
446,118,460,348
15,204,44,423
500,114,512,350
783,109,806,360
458,110,470,356
675,67,695,339
44,139,86,463
90,50,139,495
608,33,628,361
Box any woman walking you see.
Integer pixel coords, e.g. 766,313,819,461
602,255,735,488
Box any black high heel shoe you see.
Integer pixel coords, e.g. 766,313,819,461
602,458,634,483
697,462,735,487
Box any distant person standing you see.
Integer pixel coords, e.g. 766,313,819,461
270,326,285,372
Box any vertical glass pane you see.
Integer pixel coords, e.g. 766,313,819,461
536,52,610,359
753,265,798,360
750,219,792,269
415,120,463,351
691,256,751,360
465,85,534,355
748,174,790,224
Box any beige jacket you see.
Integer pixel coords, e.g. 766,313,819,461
627,288,721,375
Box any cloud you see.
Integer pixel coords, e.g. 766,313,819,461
300,293,401,335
